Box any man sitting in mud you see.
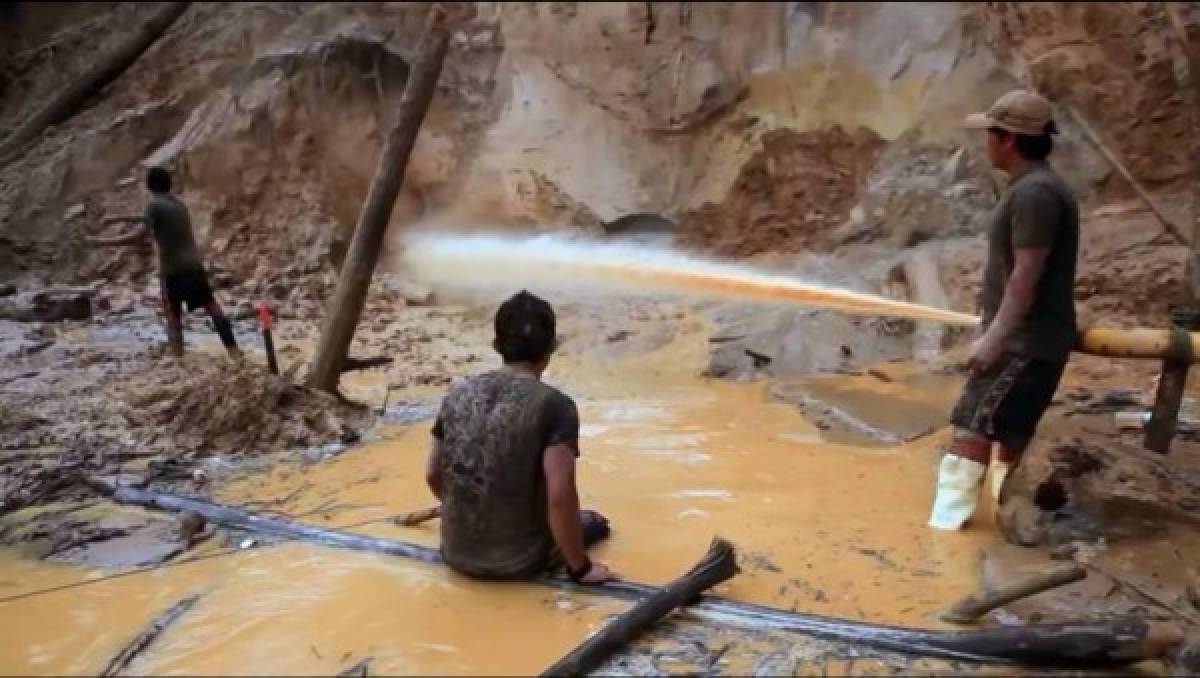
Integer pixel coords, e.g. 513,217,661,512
929,90,1079,531
425,290,617,583
89,167,240,360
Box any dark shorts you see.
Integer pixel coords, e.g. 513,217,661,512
950,354,1066,451
161,267,215,313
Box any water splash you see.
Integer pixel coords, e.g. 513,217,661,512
400,232,980,326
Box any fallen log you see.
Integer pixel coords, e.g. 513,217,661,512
88,479,1183,667
542,537,738,677
0,3,191,164
939,564,1087,624
102,592,203,676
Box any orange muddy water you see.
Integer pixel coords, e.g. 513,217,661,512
0,317,1002,676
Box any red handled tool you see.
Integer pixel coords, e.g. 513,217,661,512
256,302,279,375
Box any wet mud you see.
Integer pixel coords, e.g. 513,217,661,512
1,301,1197,675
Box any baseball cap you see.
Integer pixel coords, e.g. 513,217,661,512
964,89,1057,136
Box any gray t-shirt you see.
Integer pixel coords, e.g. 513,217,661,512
432,370,580,578
979,161,1079,362
144,193,203,276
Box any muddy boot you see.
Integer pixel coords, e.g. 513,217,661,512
929,454,987,530
989,460,1011,503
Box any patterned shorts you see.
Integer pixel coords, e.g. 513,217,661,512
950,354,1067,451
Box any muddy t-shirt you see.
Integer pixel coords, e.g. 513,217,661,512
144,194,204,277
431,370,580,578
979,161,1079,362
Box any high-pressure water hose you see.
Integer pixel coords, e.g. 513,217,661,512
1076,326,1200,362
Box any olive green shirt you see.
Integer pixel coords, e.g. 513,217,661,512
144,194,203,276
979,161,1079,362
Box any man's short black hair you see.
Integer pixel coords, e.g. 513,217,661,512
493,290,557,364
988,124,1055,161
146,166,172,193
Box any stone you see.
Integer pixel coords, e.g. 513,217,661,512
997,438,1200,547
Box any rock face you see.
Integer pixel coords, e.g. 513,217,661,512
678,125,888,257
3,1,1191,286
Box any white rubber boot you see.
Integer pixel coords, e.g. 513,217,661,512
990,461,1011,503
928,454,988,530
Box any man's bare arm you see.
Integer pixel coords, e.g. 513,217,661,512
544,443,587,571
969,246,1051,372
544,443,616,583
424,437,446,501
88,218,149,247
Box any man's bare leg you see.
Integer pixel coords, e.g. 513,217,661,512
204,300,241,359
929,429,991,530
990,440,1027,502
163,293,185,358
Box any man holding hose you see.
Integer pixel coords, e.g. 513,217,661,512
89,167,241,360
929,90,1080,530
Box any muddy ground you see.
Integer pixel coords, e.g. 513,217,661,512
2,270,1200,674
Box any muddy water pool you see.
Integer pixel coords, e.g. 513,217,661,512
0,321,1002,675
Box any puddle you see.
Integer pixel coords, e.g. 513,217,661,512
772,370,962,447
0,545,621,676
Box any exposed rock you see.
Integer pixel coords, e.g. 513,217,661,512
704,304,916,382
840,133,997,247
997,437,1200,547
677,126,888,257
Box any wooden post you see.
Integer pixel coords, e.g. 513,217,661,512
1146,3,1200,453
0,2,190,164
541,538,739,677
307,5,450,393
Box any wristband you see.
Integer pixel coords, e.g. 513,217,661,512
567,557,592,582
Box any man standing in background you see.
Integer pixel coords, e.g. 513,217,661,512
89,166,241,360
929,90,1080,530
